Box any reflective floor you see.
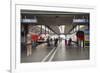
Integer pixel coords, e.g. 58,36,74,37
21,40,89,63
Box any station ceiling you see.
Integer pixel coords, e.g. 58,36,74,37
21,10,89,35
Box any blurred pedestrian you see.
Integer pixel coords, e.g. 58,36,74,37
54,38,58,47
65,39,67,46
49,38,51,45
26,32,32,56
68,38,72,46
47,37,50,46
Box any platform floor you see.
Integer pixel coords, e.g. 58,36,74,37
21,40,89,63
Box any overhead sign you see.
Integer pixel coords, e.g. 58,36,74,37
73,19,88,23
21,19,37,23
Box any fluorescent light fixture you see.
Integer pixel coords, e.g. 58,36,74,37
37,25,48,32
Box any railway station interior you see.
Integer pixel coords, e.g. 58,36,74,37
21,10,90,63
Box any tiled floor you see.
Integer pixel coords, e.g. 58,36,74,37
52,40,89,61
21,40,89,63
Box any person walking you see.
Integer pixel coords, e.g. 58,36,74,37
68,38,72,46
50,38,53,45
54,38,58,47
65,39,67,46
47,37,50,46
26,32,32,56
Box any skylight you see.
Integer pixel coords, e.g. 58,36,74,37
59,25,65,34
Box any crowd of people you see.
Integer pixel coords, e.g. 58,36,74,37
47,37,73,47
65,38,72,46
47,37,59,47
